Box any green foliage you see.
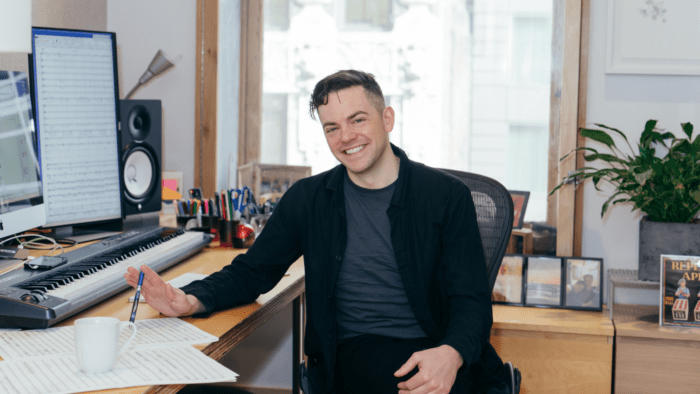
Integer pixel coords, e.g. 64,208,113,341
551,120,700,223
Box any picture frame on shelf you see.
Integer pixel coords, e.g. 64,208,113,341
524,256,562,307
564,257,603,311
492,255,525,305
508,190,529,229
660,254,700,326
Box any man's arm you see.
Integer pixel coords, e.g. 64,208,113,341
434,185,492,366
394,181,492,392
178,185,306,315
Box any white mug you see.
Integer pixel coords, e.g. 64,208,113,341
74,317,137,373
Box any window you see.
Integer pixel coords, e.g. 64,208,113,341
259,0,553,223
203,0,588,255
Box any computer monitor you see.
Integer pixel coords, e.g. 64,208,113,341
0,71,46,238
29,27,123,242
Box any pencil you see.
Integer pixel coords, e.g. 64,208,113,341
129,271,144,323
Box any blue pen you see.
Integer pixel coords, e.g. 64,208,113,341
129,271,144,323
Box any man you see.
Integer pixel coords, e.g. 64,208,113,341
676,278,690,299
125,70,509,394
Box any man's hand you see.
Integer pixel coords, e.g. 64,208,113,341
394,344,463,394
124,265,203,317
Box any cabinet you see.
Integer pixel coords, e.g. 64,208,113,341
613,304,700,393
491,305,614,393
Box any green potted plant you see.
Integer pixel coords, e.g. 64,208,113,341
551,119,700,281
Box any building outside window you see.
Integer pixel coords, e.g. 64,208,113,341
260,0,552,223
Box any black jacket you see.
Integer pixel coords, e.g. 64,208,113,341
182,144,505,393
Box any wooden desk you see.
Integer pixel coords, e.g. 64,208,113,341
38,247,305,394
490,305,614,394
613,304,700,394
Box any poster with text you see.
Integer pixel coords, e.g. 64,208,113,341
660,254,700,326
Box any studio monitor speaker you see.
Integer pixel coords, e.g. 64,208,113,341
119,99,162,216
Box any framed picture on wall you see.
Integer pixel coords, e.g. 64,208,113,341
524,256,562,307
607,0,700,75
564,258,603,311
492,255,525,305
508,190,530,229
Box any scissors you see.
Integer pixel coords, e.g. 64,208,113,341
232,187,252,214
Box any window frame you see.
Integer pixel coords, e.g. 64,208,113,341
195,0,589,256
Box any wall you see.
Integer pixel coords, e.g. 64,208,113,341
0,0,107,71
583,0,700,305
107,0,197,193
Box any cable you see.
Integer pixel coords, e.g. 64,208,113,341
0,233,67,256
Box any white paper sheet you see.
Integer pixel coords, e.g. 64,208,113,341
0,345,238,394
0,318,218,360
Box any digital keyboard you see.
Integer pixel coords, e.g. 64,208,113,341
0,227,213,329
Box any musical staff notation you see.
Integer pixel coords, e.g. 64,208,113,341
33,31,122,227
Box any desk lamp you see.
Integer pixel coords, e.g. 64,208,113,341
124,50,180,99
0,1,31,52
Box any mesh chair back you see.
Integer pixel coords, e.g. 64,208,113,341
440,169,514,291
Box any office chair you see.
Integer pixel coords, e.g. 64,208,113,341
440,168,521,394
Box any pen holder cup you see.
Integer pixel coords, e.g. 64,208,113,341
218,220,239,248
176,215,218,230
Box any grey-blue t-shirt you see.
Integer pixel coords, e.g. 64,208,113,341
335,171,426,340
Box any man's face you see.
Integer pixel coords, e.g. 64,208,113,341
317,86,394,178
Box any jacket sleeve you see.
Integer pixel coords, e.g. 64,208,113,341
436,185,493,370
181,185,304,315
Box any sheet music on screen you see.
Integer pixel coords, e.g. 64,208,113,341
32,30,122,227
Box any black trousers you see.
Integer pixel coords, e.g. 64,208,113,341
335,334,474,394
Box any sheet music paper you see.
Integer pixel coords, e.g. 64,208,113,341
0,318,218,360
0,345,238,394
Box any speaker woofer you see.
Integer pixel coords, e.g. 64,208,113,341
123,144,160,208
127,105,151,141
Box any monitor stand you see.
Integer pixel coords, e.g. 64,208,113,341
49,220,123,244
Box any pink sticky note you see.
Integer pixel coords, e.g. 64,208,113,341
163,179,178,191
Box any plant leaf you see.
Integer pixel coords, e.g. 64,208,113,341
580,128,615,147
691,190,700,205
583,153,625,163
682,122,694,139
559,147,600,162
640,119,658,145
594,123,631,146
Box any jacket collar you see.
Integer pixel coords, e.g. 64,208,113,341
325,143,409,208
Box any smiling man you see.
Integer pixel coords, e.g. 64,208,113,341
125,70,510,394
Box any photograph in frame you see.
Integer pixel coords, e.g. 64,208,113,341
508,191,530,229
492,255,524,304
564,258,603,310
660,254,700,326
525,256,562,307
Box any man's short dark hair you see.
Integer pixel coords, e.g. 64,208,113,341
309,70,386,120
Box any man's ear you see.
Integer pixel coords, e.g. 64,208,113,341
383,106,395,132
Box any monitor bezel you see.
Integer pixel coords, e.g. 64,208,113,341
29,26,125,231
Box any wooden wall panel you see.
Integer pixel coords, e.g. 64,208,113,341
556,0,583,257
237,0,263,168
195,0,218,198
